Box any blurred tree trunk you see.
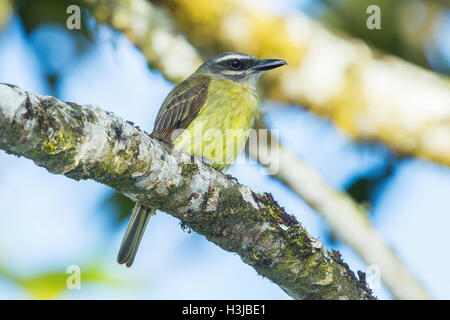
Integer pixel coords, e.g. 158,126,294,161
149,0,450,167
0,0,12,30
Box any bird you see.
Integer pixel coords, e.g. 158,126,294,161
117,52,287,267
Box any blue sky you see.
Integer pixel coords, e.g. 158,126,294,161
0,5,450,299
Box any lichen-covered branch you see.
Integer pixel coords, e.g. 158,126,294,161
149,0,450,167
0,83,375,300
248,119,430,300
80,0,425,299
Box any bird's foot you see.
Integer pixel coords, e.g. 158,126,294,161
225,174,239,184
192,155,213,168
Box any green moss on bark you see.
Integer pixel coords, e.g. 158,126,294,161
0,84,375,300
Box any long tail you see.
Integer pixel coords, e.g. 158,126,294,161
117,202,155,267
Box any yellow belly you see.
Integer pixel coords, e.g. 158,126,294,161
172,78,260,171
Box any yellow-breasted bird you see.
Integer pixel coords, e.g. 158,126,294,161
117,52,287,267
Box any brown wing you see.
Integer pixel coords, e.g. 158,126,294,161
150,75,210,143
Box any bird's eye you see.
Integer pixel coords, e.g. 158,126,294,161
230,60,242,70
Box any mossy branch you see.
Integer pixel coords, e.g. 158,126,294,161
0,83,374,300
248,119,429,300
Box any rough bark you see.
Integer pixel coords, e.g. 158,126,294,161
0,83,375,300
65,0,428,299
248,120,429,300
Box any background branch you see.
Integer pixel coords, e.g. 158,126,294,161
85,0,202,83
84,0,430,299
0,0,12,30
148,0,450,167
248,119,429,300
0,83,375,300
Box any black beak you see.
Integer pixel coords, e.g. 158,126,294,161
252,59,287,71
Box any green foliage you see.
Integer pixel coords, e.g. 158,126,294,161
14,0,92,46
320,0,449,75
0,264,127,299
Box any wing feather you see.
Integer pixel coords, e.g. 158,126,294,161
151,75,210,143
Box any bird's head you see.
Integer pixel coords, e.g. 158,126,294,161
196,52,287,88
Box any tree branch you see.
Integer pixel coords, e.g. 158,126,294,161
84,0,429,299
0,83,375,300
248,119,430,300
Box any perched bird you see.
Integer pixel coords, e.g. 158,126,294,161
117,52,287,267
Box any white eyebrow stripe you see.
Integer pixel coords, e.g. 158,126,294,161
214,54,252,63
220,69,242,75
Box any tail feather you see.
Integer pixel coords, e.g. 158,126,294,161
117,203,155,267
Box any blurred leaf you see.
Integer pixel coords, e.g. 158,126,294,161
321,0,399,49
14,0,93,50
346,167,395,206
45,73,59,92
1,264,125,299
101,191,134,226
13,0,96,91
325,148,398,245
345,155,398,207
13,0,95,68
320,0,449,74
